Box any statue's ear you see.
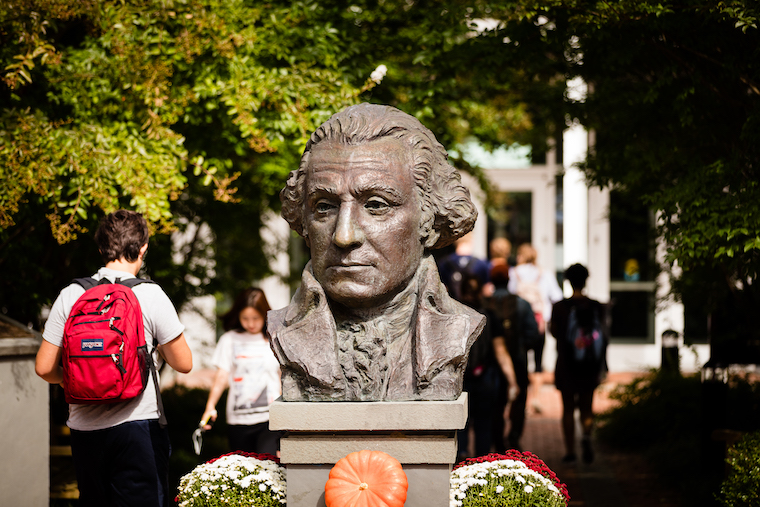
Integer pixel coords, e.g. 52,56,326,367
419,209,439,249
422,229,440,249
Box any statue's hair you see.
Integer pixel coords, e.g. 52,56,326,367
280,103,476,249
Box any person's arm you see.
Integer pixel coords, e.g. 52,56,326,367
36,340,64,385
521,300,539,343
157,333,193,373
549,302,562,339
201,367,230,429
493,336,519,402
545,272,565,304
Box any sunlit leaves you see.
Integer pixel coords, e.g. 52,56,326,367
1,0,372,244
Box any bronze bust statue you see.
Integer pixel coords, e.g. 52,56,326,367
268,103,484,401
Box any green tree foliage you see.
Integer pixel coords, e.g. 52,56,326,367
568,1,760,350
4,0,759,341
1,0,541,324
0,0,384,321
462,1,760,351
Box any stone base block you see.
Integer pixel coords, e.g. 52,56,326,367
286,464,451,507
281,432,457,464
270,393,468,432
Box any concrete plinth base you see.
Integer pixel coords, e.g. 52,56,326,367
286,464,451,507
269,393,467,507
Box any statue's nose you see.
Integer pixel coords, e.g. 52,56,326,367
333,202,365,248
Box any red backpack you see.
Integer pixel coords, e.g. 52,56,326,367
62,277,158,406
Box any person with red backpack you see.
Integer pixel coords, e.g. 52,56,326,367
36,210,193,507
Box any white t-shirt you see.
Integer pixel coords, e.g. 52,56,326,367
212,330,281,426
508,263,564,322
43,267,185,431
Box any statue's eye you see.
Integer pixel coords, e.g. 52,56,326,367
365,197,391,214
314,200,337,214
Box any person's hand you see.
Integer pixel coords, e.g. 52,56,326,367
200,409,217,430
508,385,520,403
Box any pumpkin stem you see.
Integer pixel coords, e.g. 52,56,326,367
358,482,369,491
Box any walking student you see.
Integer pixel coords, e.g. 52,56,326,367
550,263,607,464
36,210,193,507
200,288,282,455
508,243,563,413
486,264,539,452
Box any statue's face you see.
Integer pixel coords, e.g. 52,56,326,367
304,137,425,309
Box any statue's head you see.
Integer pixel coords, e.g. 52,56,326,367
281,103,476,309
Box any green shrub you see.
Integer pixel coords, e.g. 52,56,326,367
597,370,717,505
717,431,760,507
597,369,760,507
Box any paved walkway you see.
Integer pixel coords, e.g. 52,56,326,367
515,372,644,507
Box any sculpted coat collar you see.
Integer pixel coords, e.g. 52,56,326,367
268,256,486,401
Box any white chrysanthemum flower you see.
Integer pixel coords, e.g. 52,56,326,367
370,64,388,84
525,485,534,493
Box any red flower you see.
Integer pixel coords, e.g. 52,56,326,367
454,451,570,502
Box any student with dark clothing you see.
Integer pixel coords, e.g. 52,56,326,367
486,264,539,452
550,263,607,464
456,271,500,459
438,233,490,303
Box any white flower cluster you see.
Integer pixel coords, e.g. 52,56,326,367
450,459,563,507
370,64,388,84
177,454,286,506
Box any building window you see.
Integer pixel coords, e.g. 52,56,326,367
608,191,656,343
486,191,532,264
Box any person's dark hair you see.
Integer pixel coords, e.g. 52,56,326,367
94,210,150,263
280,103,477,250
564,263,590,290
459,271,483,310
490,263,510,288
222,288,272,334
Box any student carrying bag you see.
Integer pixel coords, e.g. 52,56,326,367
61,277,166,423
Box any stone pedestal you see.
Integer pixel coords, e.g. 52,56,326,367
269,393,467,507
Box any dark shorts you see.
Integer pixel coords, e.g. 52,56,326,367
70,419,171,507
227,421,282,455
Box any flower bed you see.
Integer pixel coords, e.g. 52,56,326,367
176,452,286,506
176,449,568,507
450,451,569,507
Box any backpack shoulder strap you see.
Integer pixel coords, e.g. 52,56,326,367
71,277,106,290
71,276,156,290
117,277,156,289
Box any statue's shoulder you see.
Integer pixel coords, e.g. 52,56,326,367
455,300,486,337
266,307,289,338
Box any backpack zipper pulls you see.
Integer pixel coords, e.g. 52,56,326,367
112,343,127,374
96,293,112,312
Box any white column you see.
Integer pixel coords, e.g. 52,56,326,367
562,122,589,272
587,186,610,303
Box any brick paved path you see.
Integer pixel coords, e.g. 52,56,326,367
517,372,644,507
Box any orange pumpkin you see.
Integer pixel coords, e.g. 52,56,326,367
324,450,408,507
